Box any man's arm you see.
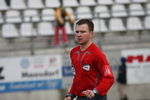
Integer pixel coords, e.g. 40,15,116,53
95,53,114,96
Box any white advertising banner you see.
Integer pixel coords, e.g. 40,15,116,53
0,55,63,92
122,49,150,84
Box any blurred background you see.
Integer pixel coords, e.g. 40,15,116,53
0,0,150,100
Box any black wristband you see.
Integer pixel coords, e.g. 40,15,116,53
65,94,76,100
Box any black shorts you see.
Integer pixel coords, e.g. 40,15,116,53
77,95,107,100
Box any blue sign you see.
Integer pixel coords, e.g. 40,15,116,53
62,66,73,77
0,79,62,93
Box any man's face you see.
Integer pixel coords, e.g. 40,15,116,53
75,24,93,45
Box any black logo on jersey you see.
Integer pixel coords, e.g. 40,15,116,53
0,67,4,80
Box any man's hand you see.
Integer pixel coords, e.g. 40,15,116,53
64,96,72,100
82,90,95,98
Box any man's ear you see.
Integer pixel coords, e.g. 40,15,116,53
90,31,95,37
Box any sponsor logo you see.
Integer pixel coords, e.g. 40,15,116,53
20,58,30,69
127,55,150,63
83,64,90,71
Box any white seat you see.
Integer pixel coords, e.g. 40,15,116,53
112,4,128,17
97,0,113,5
28,0,44,9
127,17,143,30
0,0,9,10
129,4,145,16
80,0,96,6
23,9,40,22
45,0,60,8
65,22,73,34
41,8,55,21
92,19,100,32
20,23,37,37
114,0,131,4
146,3,150,15
109,18,125,31
63,0,79,7
94,6,110,18
0,12,4,24
76,7,93,19
6,10,22,23
2,24,19,38
38,22,54,36
144,16,150,29
99,19,108,32
11,0,26,10
131,0,147,3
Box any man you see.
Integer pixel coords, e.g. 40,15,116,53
64,19,114,100
117,57,128,100
53,7,74,45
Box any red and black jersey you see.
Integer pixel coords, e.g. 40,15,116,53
69,43,114,96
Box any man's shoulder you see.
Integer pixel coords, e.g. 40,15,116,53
70,46,80,53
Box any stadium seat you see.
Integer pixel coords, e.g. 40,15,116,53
114,0,131,4
11,0,26,10
94,6,110,18
37,22,54,36
99,19,108,32
92,19,100,32
5,10,22,23
2,24,19,38
20,23,37,37
62,0,79,7
129,4,145,16
127,17,143,30
146,3,150,15
23,9,40,22
97,0,113,5
45,0,60,8
80,0,96,6
65,22,73,34
0,0,9,10
144,16,150,29
41,8,55,21
28,0,44,9
131,0,147,3
76,7,93,19
109,18,126,31
112,4,128,17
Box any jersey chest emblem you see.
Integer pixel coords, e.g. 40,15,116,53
83,64,90,71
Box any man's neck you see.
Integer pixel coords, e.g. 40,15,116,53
80,41,92,51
